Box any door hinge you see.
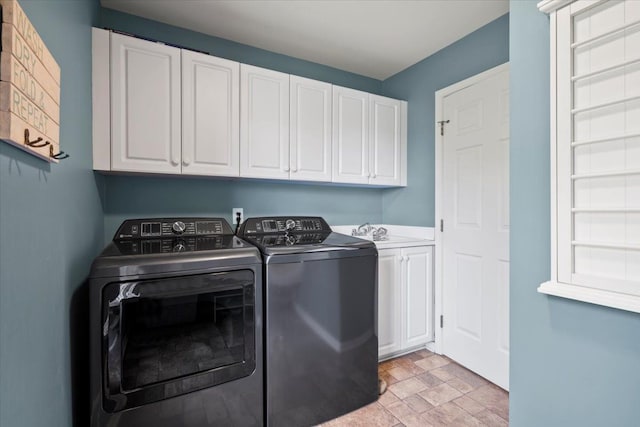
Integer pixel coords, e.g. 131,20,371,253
437,119,450,136
440,219,444,232
440,315,444,328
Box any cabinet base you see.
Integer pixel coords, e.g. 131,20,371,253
379,342,434,362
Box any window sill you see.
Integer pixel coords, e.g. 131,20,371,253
538,281,640,314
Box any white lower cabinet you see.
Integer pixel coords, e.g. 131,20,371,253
378,250,403,356
378,245,434,360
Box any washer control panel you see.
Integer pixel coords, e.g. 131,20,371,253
114,235,237,254
240,216,331,235
114,218,233,240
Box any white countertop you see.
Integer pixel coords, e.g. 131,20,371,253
331,224,435,249
358,235,435,249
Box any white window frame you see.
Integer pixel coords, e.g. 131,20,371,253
538,0,640,313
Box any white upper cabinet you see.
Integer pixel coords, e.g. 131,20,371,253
332,86,370,184
110,32,181,174
332,87,407,186
181,50,240,176
240,64,290,179
290,76,332,182
370,95,407,186
92,29,407,186
95,29,240,176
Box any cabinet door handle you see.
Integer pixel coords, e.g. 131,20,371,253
372,173,377,178
183,156,191,166
172,142,180,166
292,168,297,173
284,167,290,172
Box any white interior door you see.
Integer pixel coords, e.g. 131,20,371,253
441,66,510,390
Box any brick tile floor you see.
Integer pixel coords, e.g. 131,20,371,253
321,349,509,427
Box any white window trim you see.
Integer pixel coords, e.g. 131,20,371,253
538,0,640,314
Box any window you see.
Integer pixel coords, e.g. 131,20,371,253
539,0,640,312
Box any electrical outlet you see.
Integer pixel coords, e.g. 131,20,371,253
232,208,244,225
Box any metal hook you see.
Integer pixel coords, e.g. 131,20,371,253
49,145,69,160
24,129,50,148
437,120,450,136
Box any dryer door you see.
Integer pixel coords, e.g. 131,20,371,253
101,270,256,412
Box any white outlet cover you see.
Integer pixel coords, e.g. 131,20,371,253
232,208,244,224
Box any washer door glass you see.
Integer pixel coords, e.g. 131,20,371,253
102,270,256,412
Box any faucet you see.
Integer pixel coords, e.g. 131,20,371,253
372,227,388,241
351,223,388,241
358,223,373,234
352,223,372,236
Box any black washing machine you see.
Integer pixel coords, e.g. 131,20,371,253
239,216,379,426
89,218,263,427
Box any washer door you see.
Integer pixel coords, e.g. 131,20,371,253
101,270,256,412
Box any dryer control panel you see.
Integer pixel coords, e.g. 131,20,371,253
240,216,331,235
113,217,234,240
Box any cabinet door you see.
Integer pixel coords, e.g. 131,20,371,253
290,76,332,182
110,33,181,173
378,249,403,358
402,246,434,348
369,95,406,186
332,86,369,184
240,64,289,179
182,50,240,176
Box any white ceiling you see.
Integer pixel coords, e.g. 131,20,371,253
100,0,509,80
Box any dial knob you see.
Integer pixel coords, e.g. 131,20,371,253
285,235,297,246
172,221,186,235
173,241,187,252
285,219,296,231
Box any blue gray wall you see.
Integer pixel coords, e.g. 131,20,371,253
99,8,382,94
103,176,384,241
99,9,385,239
509,2,640,426
99,10,510,237
0,1,101,426
381,14,509,226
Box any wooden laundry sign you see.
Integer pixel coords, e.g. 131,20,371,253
0,0,62,162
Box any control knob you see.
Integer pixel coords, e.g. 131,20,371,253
285,219,296,231
285,235,297,246
172,221,186,235
173,240,187,252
